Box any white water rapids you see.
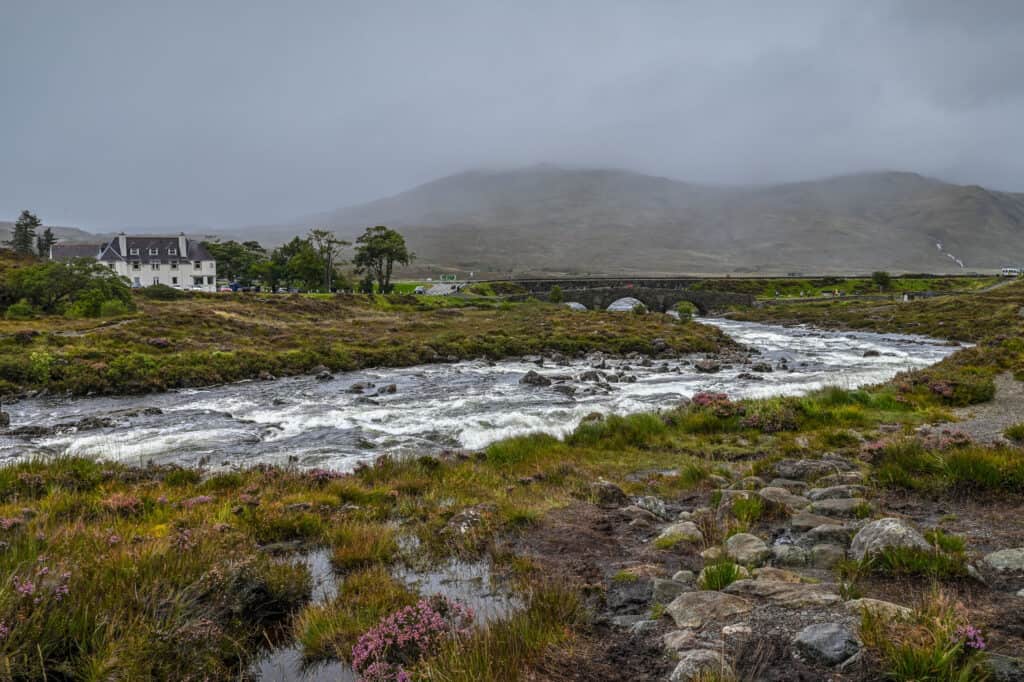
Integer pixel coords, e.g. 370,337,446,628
0,320,958,470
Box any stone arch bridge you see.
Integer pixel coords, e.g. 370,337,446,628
501,279,755,314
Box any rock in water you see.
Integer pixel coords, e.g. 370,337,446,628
519,370,552,387
849,518,930,561
793,623,861,665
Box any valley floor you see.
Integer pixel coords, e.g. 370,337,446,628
2,282,1024,681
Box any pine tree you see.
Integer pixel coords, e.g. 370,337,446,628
36,227,56,258
6,210,41,256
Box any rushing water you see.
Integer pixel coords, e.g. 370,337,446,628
0,320,958,469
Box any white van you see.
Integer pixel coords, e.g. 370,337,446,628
1001,267,1021,277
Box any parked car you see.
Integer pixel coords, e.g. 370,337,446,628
218,286,233,292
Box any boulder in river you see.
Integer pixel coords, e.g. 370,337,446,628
519,370,552,387
694,360,721,373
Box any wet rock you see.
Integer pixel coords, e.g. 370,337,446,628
0,412,8,428
723,579,841,607
657,521,704,545
987,654,1024,682
790,510,841,532
810,543,846,568
793,623,861,666
635,495,669,520
751,362,773,373
345,382,370,393
552,384,576,397
606,577,652,615
772,544,809,567
753,567,803,583
844,598,912,620
662,629,700,652
672,569,696,584
737,372,764,381
378,383,397,394
665,591,752,628
694,360,721,373
806,485,866,501
768,478,808,493
257,370,276,381
809,497,868,518
982,548,1024,579
773,457,856,481
651,338,668,353
590,480,629,508
579,369,604,382
816,471,865,486
758,486,810,511
670,650,732,682
519,370,551,387
804,523,854,547
315,371,333,381
309,364,330,376
652,578,688,604
725,533,771,567
849,518,930,561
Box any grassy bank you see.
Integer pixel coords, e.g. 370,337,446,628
689,274,999,300
0,293,728,398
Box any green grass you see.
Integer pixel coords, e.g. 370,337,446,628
860,589,990,682
874,440,1024,493
730,496,764,529
1004,422,1024,443
330,521,400,570
699,560,743,590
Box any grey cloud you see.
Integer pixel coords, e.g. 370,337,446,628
2,0,1024,231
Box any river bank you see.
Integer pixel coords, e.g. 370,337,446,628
0,293,729,399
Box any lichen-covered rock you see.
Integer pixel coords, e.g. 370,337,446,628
772,544,809,567
810,543,846,568
590,480,629,508
724,533,771,566
849,518,929,561
810,497,868,518
757,486,810,511
844,598,912,620
665,591,752,628
657,521,704,545
723,579,841,607
806,484,866,501
982,548,1024,574
670,650,733,682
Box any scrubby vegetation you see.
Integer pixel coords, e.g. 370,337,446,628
0,291,729,397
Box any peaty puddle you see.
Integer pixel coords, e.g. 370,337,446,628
251,549,518,681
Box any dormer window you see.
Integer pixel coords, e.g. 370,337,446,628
168,248,177,256
149,248,159,255
129,248,140,256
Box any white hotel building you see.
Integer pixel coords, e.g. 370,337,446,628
50,233,218,292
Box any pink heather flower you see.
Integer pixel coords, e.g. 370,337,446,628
12,576,35,596
351,596,474,681
102,492,144,515
0,621,9,640
0,517,21,531
157,495,169,504
308,468,344,484
181,495,215,509
107,533,122,546
954,625,986,651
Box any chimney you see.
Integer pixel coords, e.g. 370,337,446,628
178,232,188,258
118,232,127,256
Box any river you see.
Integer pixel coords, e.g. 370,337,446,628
0,320,958,469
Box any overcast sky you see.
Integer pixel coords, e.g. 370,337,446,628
2,0,1023,231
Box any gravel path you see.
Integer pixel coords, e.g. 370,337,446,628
952,372,1024,443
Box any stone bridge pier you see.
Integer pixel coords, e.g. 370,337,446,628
554,287,753,314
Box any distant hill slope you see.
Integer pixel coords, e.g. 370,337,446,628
245,166,1024,275
0,223,103,246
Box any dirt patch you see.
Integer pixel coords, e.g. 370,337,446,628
526,623,674,682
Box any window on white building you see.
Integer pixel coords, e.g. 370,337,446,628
131,262,141,270
129,248,140,256
193,276,204,286
151,262,160,270
172,276,178,285
153,277,160,285
206,276,214,284
133,277,141,287
194,261,202,270
149,248,159,255
170,261,178,269
168,248,178,256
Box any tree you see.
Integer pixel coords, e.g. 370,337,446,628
202,239,267,285
308,229,349,291
352,226,414,293
35,227,56,258
548,285,564,303
1,258,131,314
872,271,892,291
6,210,41,256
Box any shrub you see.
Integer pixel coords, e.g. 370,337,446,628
3,299,34,320
1004,422,1024,443
351,595,474,682
98,299,132,317
137,283,188,300
548,285,563,304
675,300,699,320
731,496,764,528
